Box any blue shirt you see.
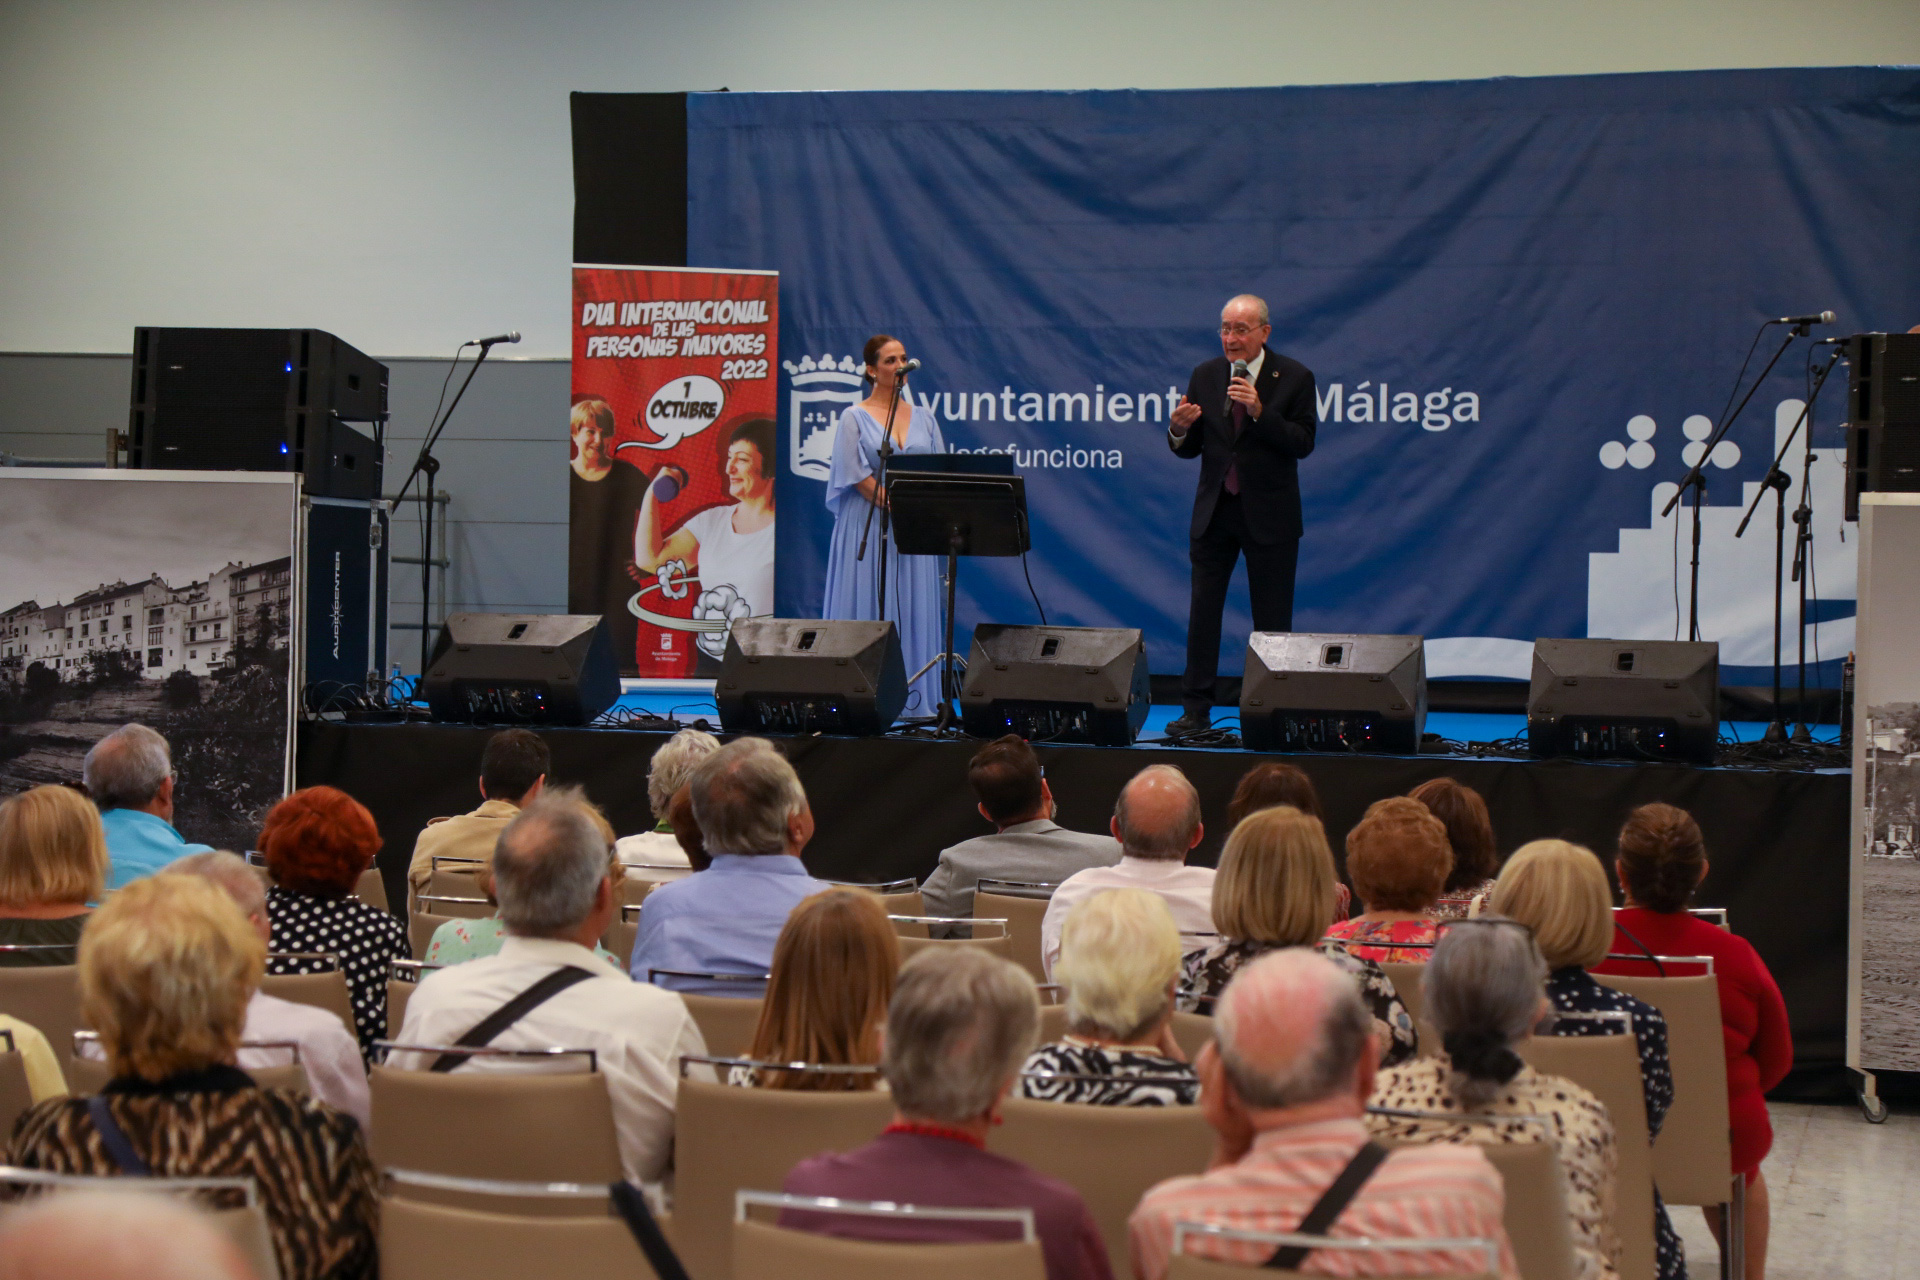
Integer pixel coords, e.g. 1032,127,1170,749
628,853,832,996
100,808,213,892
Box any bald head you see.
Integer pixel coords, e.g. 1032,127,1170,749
1112,765,1202,861
0,1189,257,1280
1215,948,1372,1109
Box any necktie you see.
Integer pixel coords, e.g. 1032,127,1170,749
1224,400,1248,496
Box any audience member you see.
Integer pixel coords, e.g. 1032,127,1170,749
737,887,898,1090
0,1011,67,1103
665,782,708,869
920,735,1120,920
614,727,719,870
1604,803,1788,1280
0,785,106,965
1493,839,1681,1280
783,947,1111,1280
1227,761,1323,824
258,787,410,1056
1368,919,1619,1280
405,728,550,909
1324,797,1451,962
0,1189,259,1280
5,875,379,1280
394,789,707,1184
166,850,371,1130
1041,765,1214,977
1178,806,1416,1066
82,724,212,891
1022,888,1197,1105
423,788,624,967
629,738,832,994
1409,778,1500,918
1130,949,1516,1280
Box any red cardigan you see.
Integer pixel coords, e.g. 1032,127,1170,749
1599,908,1793,1103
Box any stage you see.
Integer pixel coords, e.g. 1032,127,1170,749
299,698,1851,1096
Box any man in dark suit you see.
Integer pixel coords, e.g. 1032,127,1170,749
1164,294,1317,737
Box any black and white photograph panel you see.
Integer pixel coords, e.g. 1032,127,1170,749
0,469,299,851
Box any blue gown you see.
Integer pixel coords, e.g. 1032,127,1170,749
822,404,947,717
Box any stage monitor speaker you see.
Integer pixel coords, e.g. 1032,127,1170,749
1239,633,1426,753
128,326,387,499
1526,638,1718,763
716,619,907,735
422,613,619,726
959,624,1149,746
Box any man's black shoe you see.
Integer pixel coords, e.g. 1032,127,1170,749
1164,708,1213,739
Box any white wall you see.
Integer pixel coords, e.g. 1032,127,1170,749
2,0,1916,359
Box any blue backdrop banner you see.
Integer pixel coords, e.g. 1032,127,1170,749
686,69,1920,687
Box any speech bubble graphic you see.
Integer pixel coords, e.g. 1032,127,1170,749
617,374,727,452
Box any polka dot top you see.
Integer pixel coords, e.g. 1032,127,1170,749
265,885,411,1058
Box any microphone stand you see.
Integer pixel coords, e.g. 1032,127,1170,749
393,338,503,674
855,369,909,621
1662,323,1806,641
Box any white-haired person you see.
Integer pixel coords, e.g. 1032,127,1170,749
1021,888,1197,1105
614,726,719,869
1178,805,1417,1066
5,875,379,1280
783,947,1112,1280
82,723,213,890
1493,840,1681,1280
0,1188,259,1280
1130,948,1516,1280
1368,918,1620,1280
167,850,370,1130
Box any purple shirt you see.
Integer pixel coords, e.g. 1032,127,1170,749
782,1130,1112,1280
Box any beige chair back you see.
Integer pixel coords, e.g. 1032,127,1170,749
355,865,390,912
988,1094,1212,1266
618,877,657,909
368,1064,623,1183
602,908,641,970
1595,972,1731,1207
1169,1258,1489,1280
1478,1138,1580,1280
426,864,486,899
381,1184,655,1280
683,993,765,1060
1166,1229,1497,1280
895,918,1012,963
673,1076,894,1280
1380,959,1426,1025
732,1215,1044,1280
0,1047,32,1133
879,890,927,934
975,891,1052,981
1521,1027,1655,1280
259,961,357,1034
0,965,81,1073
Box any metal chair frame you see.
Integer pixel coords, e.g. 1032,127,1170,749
0,1164,261,1206
414,894,492,910
620,903,645,922
888,915,1009,936
734,1189,1036,1241
389,959,443,983
0,1029,11,1053
372,1040,600,1072
829,878,920,895
0,943,78,958
646,969,771,986
976,877,1060,898
384,1166,610,1202
680,1054,883,1079
1171,1220,1499,1272
73,1029,305,1065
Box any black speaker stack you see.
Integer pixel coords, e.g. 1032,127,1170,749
128,327,387,499
422,614,621,726
716,619,909,736
1525,639,1719,763
1239,633,1427,753
959,624,1150,746
1845,331,1920,519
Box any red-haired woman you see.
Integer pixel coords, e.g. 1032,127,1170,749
260,786,409,1056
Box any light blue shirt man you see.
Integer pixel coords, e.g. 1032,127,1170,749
101,807,213,892
629,853,831,996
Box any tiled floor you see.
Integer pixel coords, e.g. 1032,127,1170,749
1668,1101,1920,1280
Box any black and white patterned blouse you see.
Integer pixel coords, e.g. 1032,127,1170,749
1017,1039,1199,1106
265,885,410,1057
1547,965,1684,1280
1176,939,1418,1067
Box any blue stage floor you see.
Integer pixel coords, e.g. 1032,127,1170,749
610,685,1841,750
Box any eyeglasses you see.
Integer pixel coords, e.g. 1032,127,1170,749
1218,323,1267,337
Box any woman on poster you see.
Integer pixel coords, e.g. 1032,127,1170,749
822,335,945,715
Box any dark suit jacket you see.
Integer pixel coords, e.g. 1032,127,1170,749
1168,346,1317,544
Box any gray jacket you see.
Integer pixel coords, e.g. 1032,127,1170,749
920,819,1121,921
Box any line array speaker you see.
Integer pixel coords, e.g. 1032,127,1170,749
422,613,619,726
1239,633,1426,753
1526,638,1718,763
717,619,907,735
1845,331,1920,519
960,624,1150,746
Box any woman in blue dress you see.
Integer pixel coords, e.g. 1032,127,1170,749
822,334,946,716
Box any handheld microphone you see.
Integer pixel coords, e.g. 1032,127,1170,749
1771,312,1834,327
897,358,921,376
1228,359,1249,415
472,331,522,347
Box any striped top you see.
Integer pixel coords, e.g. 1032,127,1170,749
1128,1116,1517,1280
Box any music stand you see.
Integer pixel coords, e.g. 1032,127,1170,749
887,471,1029,731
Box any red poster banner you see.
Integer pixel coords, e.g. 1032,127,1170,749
568,266,779,678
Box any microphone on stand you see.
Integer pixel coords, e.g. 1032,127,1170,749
1228,359,1249,416
897,358,922,377
472,331,522,347
1769,312,1834,327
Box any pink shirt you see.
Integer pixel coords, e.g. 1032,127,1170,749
1129,1117,1517,1280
